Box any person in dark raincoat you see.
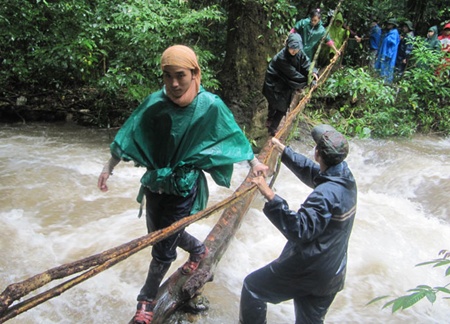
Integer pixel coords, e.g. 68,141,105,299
395,20,415,76
263,33,318,136
239,124,357,324
291,9,341,63
97,45,268,324
375,18,401,83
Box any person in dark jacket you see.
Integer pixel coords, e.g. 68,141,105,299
263,33,318,136
395,20,415,76
368,18,382,67
239,124,357,324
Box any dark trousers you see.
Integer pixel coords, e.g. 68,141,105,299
239,264,336,324
137,186,205,301
266,109,286,136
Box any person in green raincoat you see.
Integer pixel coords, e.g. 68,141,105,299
426,26,442,51
291,9,341,64
318,11,350,66
97,45,268,324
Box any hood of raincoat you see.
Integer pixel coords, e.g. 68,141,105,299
426,26,441,50
328,12,349,51
444,22,450,31
333,12,344,25
286,33,303,50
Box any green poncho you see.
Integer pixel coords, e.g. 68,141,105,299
110,86,254,214
293,18,331,60
329,12,349,54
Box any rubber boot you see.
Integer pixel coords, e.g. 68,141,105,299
137,259,171,301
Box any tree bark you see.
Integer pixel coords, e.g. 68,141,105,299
219,0,281,142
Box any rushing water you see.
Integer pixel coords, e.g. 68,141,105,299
1,122,449,324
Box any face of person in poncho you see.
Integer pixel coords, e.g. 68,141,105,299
288,48,300,56
163,65,195,99
310,16,320,27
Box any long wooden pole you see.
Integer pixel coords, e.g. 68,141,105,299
0,184,257,321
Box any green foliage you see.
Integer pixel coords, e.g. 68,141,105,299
395,37,450,134
308,67,415,138
368,250,450,313
1,0,224,101
307,37,450,138
259,0,297,36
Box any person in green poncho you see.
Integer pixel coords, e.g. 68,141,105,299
318,11,349,67
97,45,268,324
426,26,442,51
291,9,341,65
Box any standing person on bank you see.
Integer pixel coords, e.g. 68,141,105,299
395,20,415,77
368,17,382,67
291,9,341,63
263,33,318,136
375,18,400,83
426,26,442,51
239,125,357,324
438,22,450,74
97,45,268,324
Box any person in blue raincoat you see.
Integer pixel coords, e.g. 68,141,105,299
97,45,268,324
375,18,401,83
239,124,357,324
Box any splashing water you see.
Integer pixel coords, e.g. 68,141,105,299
1,124,449,323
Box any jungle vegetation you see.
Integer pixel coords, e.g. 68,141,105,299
1,0,449,138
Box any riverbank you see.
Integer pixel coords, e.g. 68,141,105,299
0,87,136,127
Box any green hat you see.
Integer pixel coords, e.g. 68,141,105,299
402,20,414,31
387,18,399,27
312,124,349,166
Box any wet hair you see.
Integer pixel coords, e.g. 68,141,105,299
309,8,321,19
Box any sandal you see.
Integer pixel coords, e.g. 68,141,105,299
133,300,155,324
181,247,209,275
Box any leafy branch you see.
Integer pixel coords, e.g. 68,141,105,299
368,250,450,313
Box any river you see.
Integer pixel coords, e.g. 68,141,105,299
1,122,449,323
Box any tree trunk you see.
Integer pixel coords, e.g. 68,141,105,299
219,0,281,143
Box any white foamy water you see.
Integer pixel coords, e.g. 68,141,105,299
1,123,449,323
